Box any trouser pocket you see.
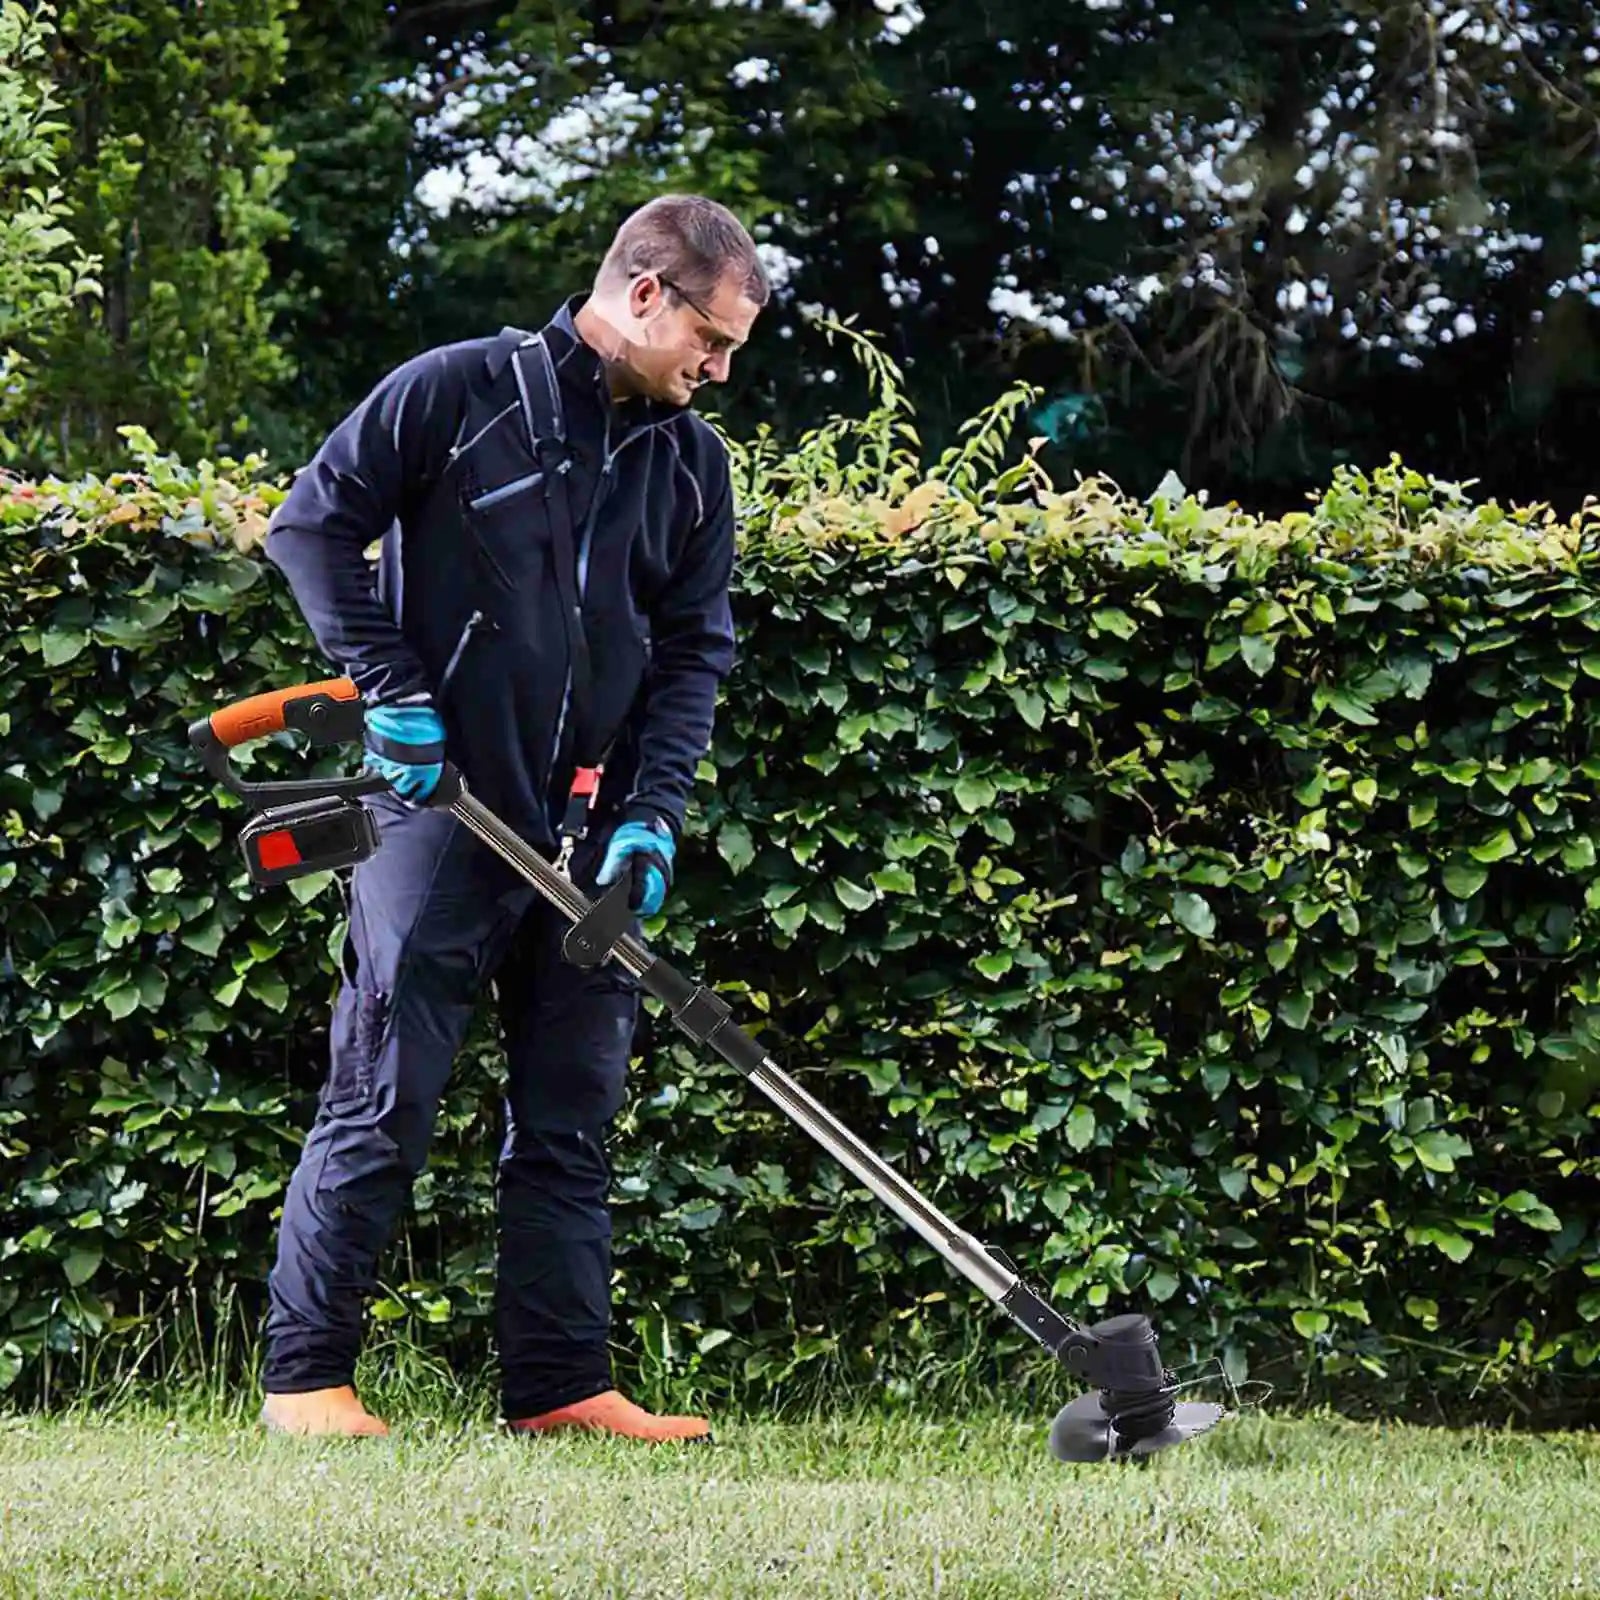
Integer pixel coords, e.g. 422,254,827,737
323,979,387,1115
321,905,389,1116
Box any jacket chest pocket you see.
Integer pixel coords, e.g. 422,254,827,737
462,469,551,594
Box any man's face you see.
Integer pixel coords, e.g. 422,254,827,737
613,270,761,407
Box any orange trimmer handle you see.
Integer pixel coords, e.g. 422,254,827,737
187,676,393,810
205,676,362,750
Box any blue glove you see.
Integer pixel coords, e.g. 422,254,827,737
596,815,676,916
362,703,446,803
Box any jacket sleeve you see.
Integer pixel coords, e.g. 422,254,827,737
623,443,739,839
263,347,466,707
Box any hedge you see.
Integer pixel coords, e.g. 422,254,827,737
2,362,1598,1424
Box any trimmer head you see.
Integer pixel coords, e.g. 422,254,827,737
1049,1391,1226,1462
1016,1307,1229,1463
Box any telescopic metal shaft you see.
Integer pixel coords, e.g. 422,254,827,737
446,786,1021,1309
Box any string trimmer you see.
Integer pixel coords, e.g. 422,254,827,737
187,677,1229,1462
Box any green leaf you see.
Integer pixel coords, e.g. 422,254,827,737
180,919,225,958
1010,687,1046,729
1090,606,1136,639
288,871,334,904
1144,1267,1180,1303
1561,835,1597,871
717,820,755,875
1292,1309,1329,1339
1321,689,1377,726
247,972,289,1012
1501,1191,1562,1231
871,865,917,895
1066,1105,1096,1152
834,878,875,912
42,629,90,666
1219,1167,1249,1200
62,1246,102,1287
1172,891,1216,939
1468,828,1517,864
1239,633,1276,676
974,950,1013,979
1277,991,1313,1030
102,984,140,1020
952,774,997,812
1413,1130,1469,1172
675,1202,723,1232
1396,848,1430,879
836,712,873,749
1419,1227,1474,1263
1442,858,1488,900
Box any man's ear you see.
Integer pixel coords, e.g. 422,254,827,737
626,272,668,322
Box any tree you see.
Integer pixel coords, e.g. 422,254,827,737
947,0,1600,504
246,0,430,468
0,0,100,465
252,0,927,458
15,0,297,474
266,1,1598,511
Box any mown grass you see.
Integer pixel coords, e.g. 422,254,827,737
1,1387,1596,1600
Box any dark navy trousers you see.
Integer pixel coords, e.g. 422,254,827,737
261,792,640,1419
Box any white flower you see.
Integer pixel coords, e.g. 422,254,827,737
755,241,803,294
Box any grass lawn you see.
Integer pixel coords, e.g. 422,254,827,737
1,1398,1596,1599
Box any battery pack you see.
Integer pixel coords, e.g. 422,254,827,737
239,795,380,886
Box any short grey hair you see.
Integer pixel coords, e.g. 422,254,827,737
597,193,771,307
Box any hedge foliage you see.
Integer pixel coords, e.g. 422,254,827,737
2,356,1599,1423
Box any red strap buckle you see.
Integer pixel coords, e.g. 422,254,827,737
559,764,604,850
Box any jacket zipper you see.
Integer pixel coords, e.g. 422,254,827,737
469,469,544,512
545,418,656,783
438,608,488,701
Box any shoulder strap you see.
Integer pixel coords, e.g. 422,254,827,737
507,336,608,859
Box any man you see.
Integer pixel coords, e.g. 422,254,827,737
256,194,768,1441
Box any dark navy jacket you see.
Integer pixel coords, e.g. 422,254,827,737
263,295,737,851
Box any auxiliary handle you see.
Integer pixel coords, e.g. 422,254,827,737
187,675,389,808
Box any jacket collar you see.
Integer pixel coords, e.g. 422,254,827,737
489,294,690,432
